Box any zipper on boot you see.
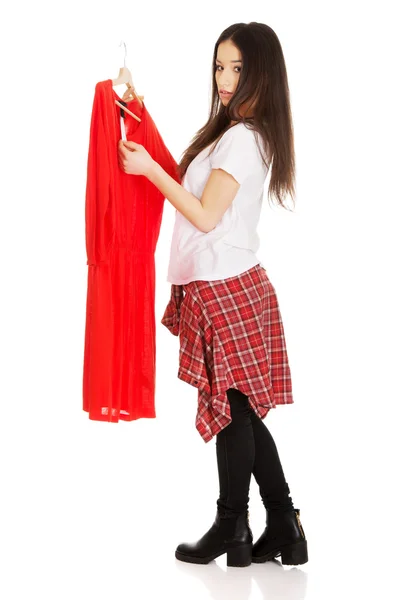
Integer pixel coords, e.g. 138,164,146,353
295,509,305,538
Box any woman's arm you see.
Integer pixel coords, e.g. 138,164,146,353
118,140,240,233
147,161,208,233
148,161,240,234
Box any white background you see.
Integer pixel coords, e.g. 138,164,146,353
1,1,399,598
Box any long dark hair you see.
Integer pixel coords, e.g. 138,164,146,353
178,22,296,210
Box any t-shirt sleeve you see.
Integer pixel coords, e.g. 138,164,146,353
210,125,263,184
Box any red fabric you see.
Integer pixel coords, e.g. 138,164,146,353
161,264,294,443
83,79,180,422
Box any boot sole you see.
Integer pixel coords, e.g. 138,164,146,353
252,540,308,565
175,542,253,567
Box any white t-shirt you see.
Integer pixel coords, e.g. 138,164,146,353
166,122,270,284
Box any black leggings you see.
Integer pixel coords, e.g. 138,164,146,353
216,387,294,517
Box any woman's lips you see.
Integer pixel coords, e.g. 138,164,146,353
220,90,232,96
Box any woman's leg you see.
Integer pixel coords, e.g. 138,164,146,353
215,388,255,517
249,407,294,511
248,400,308,565
175,386,254,566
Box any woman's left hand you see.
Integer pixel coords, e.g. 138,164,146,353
118,140,155,177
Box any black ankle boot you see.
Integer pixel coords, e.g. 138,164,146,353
175,510,253,567
252,508,308,565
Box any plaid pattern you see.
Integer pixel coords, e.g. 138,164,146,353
160,264,294,443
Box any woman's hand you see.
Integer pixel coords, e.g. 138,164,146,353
118,140,155,177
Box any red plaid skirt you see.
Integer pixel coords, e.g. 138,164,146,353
160,264,293,443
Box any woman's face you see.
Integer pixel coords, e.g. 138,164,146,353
215,40,242,105
215,40,255,119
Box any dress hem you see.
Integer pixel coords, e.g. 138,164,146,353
83,408,156,422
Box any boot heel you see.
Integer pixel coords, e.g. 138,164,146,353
280,540,308,565
226,543,252,567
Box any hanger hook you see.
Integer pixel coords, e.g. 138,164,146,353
119,40,127,68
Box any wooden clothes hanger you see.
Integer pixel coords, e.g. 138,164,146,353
112,40,144,123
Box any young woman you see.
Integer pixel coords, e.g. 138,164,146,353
118,21,308,568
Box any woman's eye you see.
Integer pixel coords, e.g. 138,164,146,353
215,65,241,72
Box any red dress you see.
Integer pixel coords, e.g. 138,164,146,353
83,79,180,421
